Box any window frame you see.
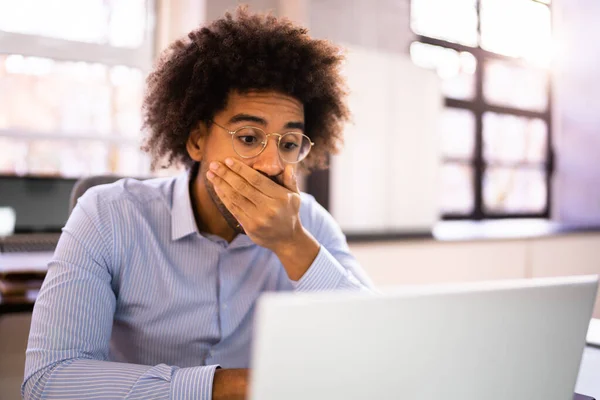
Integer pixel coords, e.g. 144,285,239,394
0,0,156,175
414,0,554,220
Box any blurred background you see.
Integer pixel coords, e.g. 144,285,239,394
0,0,152,177
1,1,600,398
0,0,598,227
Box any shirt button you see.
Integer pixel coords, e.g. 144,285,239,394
223,304,228,310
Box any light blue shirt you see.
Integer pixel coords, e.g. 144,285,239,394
23,169,373,399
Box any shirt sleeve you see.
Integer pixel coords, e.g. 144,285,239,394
22,190,218,400
292,194,375,292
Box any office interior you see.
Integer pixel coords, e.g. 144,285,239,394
1,0,599,399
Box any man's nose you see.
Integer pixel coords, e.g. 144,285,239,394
251,138,284,177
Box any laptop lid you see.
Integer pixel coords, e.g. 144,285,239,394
0,176,76,234
250,275,598,400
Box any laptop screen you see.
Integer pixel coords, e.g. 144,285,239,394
0,176,77,233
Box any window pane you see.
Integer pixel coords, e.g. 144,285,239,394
107,1,148,48
440,108,475,159
480,0,552,66
0,138,110,177
484,60,548,111
0,55,144,137
441,163,474,214
483,113,547,165
484,167,547,213
411,0,478,46
0,137,28,175
0,0,147,48
110,66,145,137
410,42,477,100
113,144,150,177
0,55,111,134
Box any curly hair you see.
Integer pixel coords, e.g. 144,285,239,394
141,6,349,171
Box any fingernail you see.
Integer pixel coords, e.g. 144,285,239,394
206,171,215,179
225,158,234,167
209,162,219,171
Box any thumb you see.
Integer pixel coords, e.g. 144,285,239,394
282,165,299,193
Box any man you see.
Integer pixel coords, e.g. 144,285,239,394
23,7,372,400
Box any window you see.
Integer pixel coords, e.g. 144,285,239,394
0,0,155,178
410,0,553,219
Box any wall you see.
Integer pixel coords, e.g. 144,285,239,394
205,0,415,53
330,46,442,233
309,0,412,54
350,232,600,318
553,0,600,223
206,0,279,22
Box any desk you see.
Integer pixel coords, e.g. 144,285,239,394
0,253,598,399
575,395,596,400
576,346,600,399
0,251,53,274
0,251,50,317
0,292,36,315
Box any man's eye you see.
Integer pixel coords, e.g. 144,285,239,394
281,142,299,151
238,135,258,145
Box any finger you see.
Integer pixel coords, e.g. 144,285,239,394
209,173,253,231
207,170,258,215
223,158,283,197
208,161,265,206
282,164,299,193
217,190,252,231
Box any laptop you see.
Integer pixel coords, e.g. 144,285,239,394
249,275,598,400
0,175,76,253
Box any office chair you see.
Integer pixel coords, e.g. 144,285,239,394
68,175,125,214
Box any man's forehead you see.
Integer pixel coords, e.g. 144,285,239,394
226,91,304,116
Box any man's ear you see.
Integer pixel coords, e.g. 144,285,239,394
186,122,208,162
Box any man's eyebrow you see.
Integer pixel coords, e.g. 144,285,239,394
228,114,267,125
284,121,305,131
229,114,305,132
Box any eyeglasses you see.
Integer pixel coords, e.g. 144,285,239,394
211,120,314,164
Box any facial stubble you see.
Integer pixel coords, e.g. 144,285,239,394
200,161,284,236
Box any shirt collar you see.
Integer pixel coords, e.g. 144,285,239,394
171,166,199,241
170,164,256,249
228,232,255,249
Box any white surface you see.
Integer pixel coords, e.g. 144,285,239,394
330,45,442,233
350,239,528,285
587,318,600,346
530,235,600,319
250,276,598,400
0,207,16,236
576,346,600,399
433,218,563,240
348,232,600,319
0,252,53,274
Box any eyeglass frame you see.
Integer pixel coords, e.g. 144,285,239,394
210,120,314,164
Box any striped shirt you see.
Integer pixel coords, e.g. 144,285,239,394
22,169,373,399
